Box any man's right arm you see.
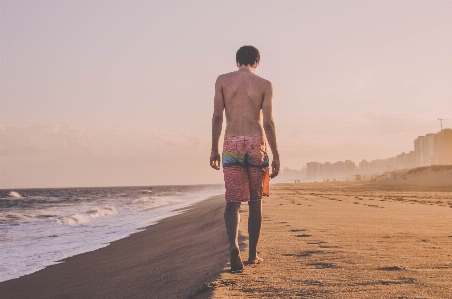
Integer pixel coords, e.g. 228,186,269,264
210,75,225,170
262,81,280,178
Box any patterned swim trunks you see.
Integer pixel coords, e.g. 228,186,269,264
222,135,270,202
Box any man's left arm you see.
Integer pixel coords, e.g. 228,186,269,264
210,76,225,170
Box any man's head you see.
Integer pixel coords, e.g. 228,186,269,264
236,46,260,68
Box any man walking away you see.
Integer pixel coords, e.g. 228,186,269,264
210,45,280,271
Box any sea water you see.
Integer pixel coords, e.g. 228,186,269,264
0,184,224,282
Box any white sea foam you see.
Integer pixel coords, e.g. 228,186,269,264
8,191,21,198
57,206,117,225
131,196,179,209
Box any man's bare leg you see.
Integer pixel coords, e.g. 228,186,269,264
224,201,243,271
248,199,263,264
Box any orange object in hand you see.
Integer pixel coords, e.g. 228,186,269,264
263,167,270,197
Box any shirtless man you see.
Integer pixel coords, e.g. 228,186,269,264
210,45,280,271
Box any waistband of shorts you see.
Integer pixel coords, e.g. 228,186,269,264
224,135,264,142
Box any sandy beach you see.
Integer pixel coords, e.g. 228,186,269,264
0,195,229,299
1,167,451,299
213,179,452,298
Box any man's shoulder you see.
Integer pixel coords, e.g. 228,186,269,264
216,71,235,82
216,72,272,89
243,72,270,86
253,74,272,89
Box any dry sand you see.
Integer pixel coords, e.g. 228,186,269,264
213,181,452,298
374,165,452,191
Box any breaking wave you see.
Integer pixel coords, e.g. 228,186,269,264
8,191,22,198
57,206,117,225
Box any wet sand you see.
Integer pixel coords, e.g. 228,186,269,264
0,195,229,299
213,182,452,298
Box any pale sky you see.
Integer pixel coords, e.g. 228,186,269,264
1,1,451,188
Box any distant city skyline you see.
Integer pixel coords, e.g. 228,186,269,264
297,127,452,182
1,1,452,188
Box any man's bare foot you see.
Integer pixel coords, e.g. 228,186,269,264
230,248,244,272
247,256,264,264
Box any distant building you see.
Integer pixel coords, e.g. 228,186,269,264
332,161,344,178
322,162,333,178
359,154,408,177
406,151,416,169
280,167,306,182
308,130,450,182
344,160,357,177
395,151,415,170
395,152,407,170
301,166,307,180
386,157,396,172
423,133,437,166
436,128,452,165
359,159,386,175
358,159,372,175
307,160,357,181
307,162,322,181
414,136,425,167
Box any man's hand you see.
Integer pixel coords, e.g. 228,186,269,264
210,151,221,170
270,157,280,179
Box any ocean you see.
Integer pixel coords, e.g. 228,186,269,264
0,184,224,282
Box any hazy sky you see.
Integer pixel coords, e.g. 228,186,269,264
1,1,452,188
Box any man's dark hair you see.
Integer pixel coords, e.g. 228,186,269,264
236,45,260,67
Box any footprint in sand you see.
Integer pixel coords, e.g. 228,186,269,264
298,250,322,257
302,280,323,286
365,204,383,208
307,241,327,245
282,253,296,257
284,250,326,259
307,262,337,269
319,245,340,248
296,234,312,238
379,278,416,285
377,266,405,271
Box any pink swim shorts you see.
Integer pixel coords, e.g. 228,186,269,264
222,135,270,202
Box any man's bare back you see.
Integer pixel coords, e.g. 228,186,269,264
211,63,279,175
217,69,271,137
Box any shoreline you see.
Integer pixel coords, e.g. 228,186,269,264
0,195,229,299
0,183,224,192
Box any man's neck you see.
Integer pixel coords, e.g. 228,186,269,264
237,65,256,74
